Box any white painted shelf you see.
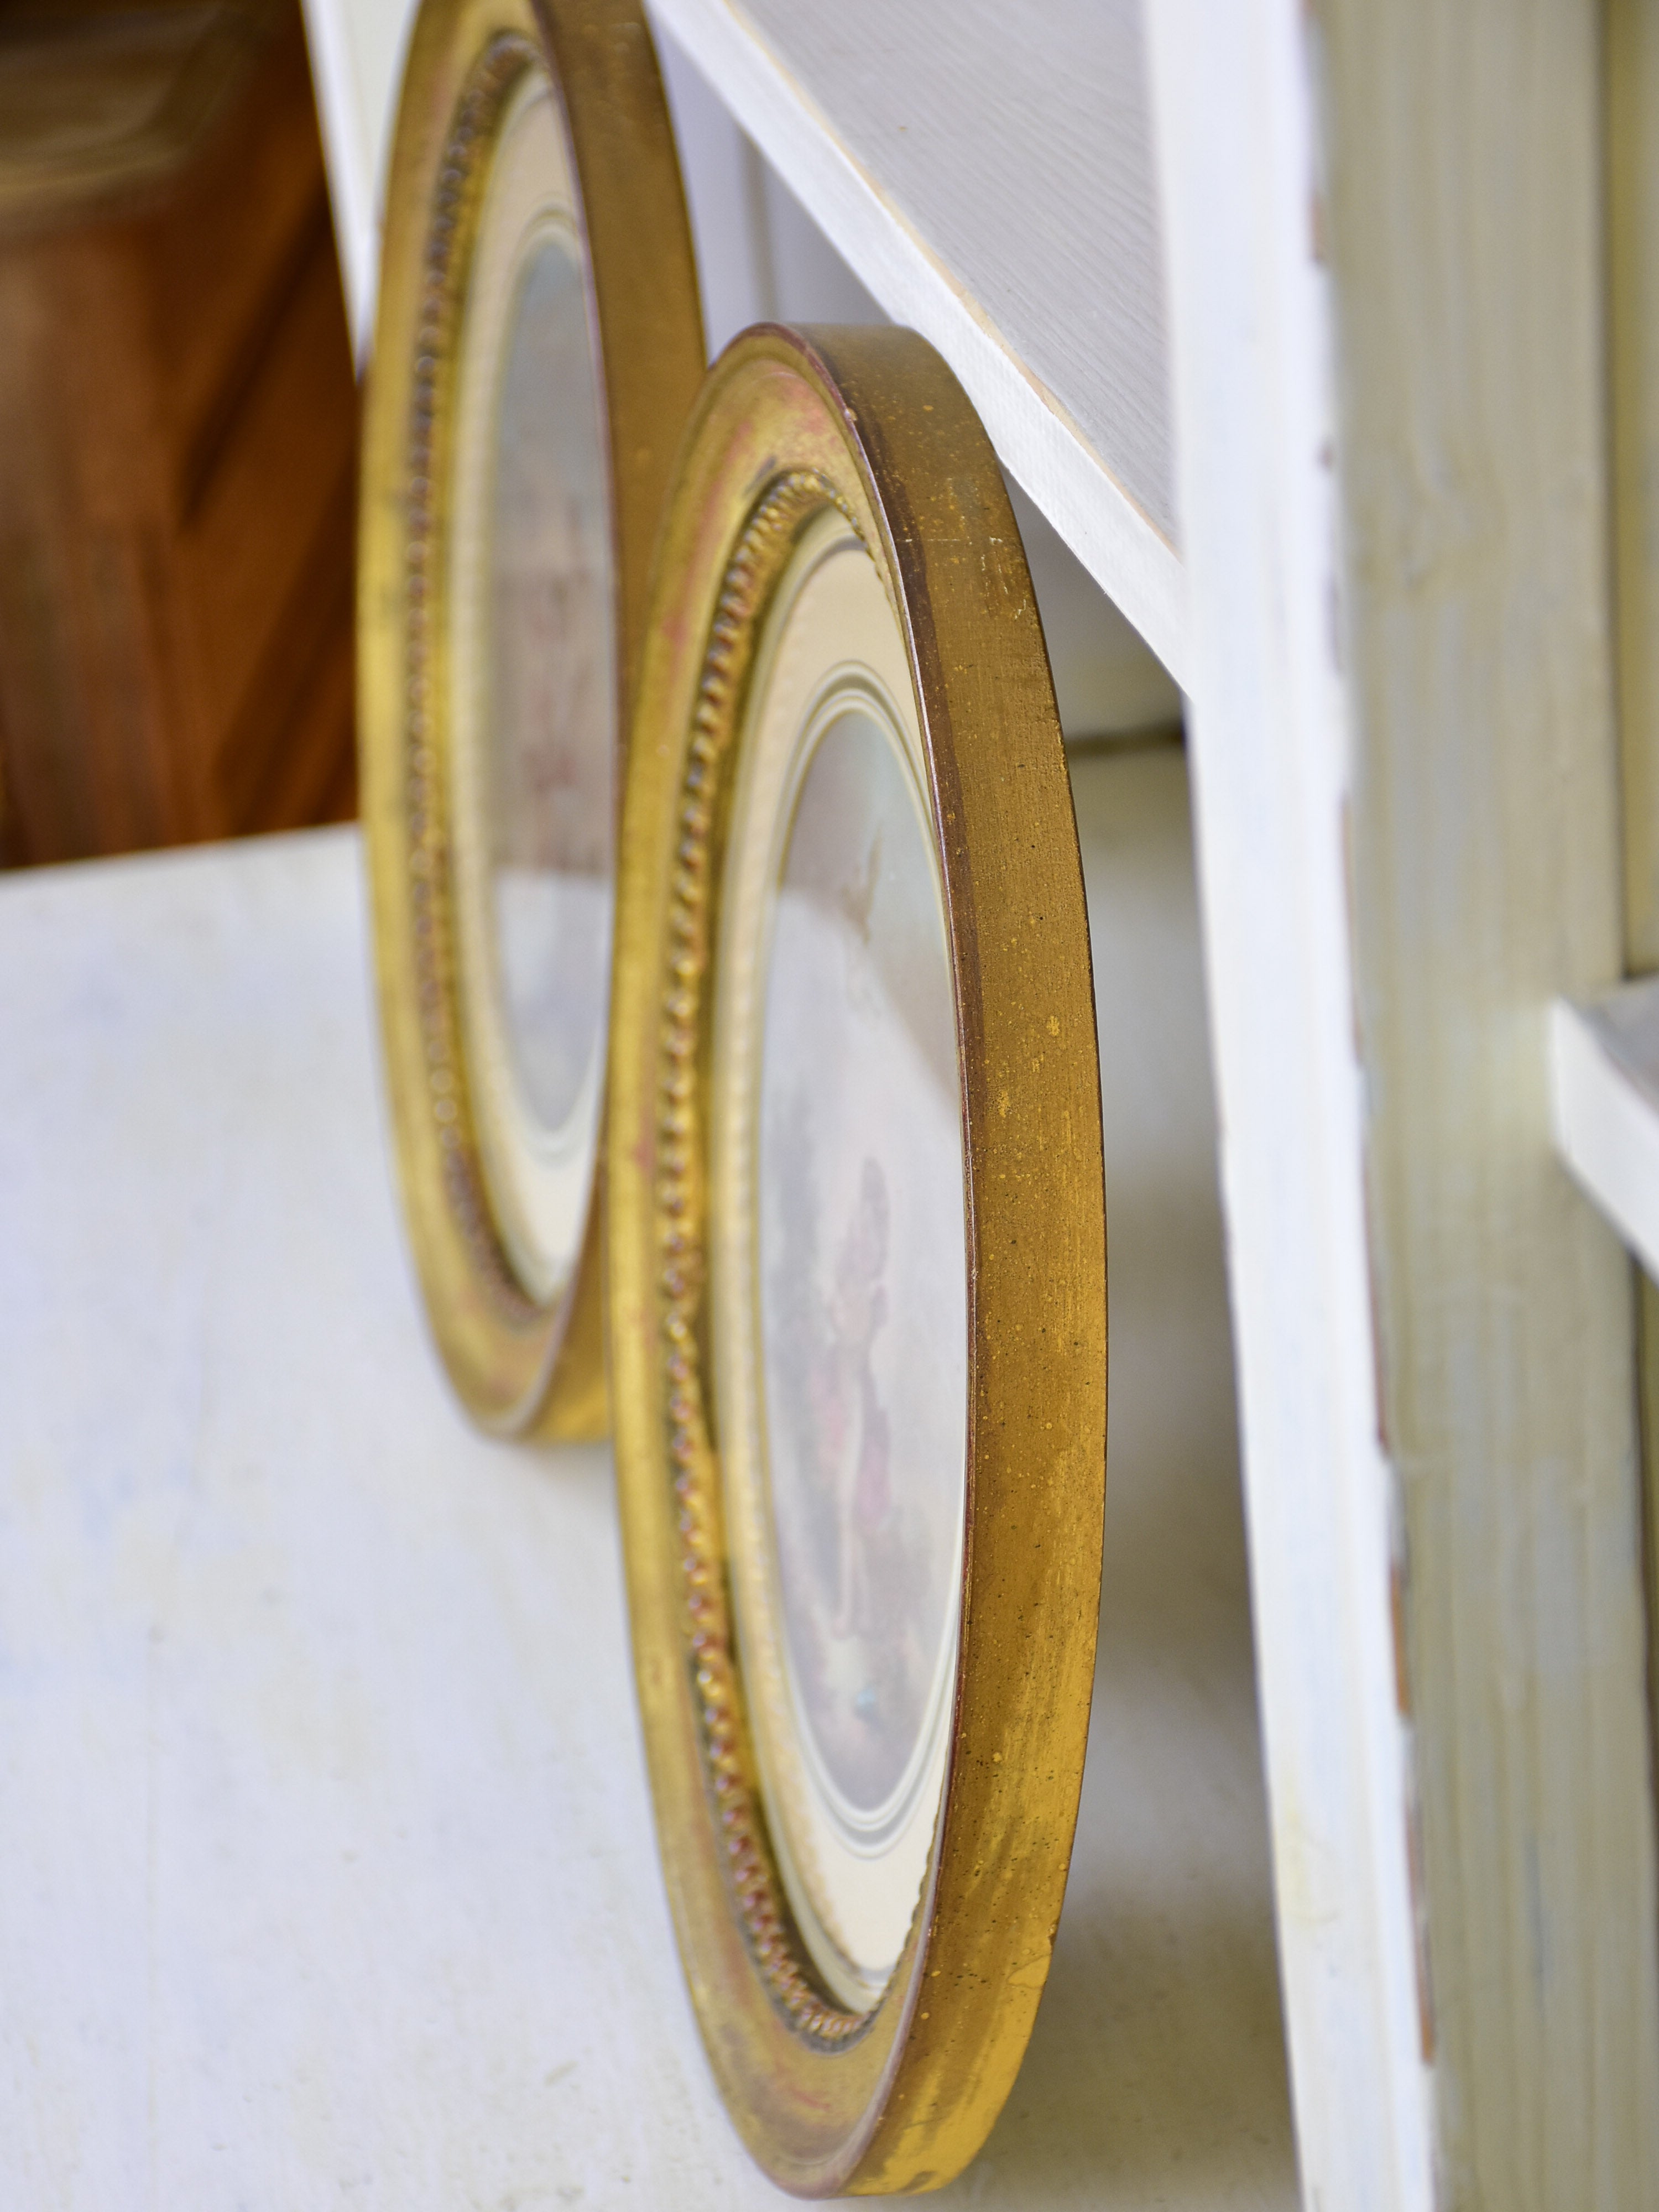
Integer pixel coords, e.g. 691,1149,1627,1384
647,0,1181,677
0,756,1292,2207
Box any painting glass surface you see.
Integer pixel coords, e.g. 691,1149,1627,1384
484,226,614,1157
754,701,967,1987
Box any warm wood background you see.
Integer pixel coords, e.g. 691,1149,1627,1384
0,0,358,867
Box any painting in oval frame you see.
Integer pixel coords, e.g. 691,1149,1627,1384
358,0,703,1434
608,322,1109,2194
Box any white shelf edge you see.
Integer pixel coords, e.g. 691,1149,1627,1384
1551,988,1659,1277
644,0,1189,685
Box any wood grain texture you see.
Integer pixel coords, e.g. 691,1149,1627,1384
1602,0,1659,1975
0,0,274,228
1323,3,1659,2205
1608,0,1659,971
1151,1,1659,2197
0,1,358,865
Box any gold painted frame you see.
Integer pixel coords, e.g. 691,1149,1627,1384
358,0,703,1436
609,324,1108,2194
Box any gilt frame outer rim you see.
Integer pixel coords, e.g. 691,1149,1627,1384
358,0,704,1436
609,322,1108,2195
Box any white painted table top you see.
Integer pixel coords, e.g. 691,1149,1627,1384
0,752,1291,2207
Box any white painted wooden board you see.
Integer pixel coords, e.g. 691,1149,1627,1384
1142,11,1436,2204
645,0,1184,679
1315,9,1659,2208
729,0,1173,546
648,32,1185,745
1149,3,1659,2208
1552,983,1659,1282
0,753,1292,2207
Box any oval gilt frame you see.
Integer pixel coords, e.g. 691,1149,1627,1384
608,324,1108,2195
358,0,704,1436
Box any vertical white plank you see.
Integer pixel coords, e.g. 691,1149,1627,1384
1143,5,1435,2207
1605,0,1659,1820
1153,1,1659,2205
1321,5,1659,2205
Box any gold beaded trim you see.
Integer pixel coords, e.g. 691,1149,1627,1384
403,33,541,1326
654,469,877,2047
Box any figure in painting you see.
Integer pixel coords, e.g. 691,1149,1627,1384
765,1086,919,1809
828,1155,892,1640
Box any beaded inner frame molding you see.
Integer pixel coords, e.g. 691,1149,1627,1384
608,323,1108,2197
357,0,702,1438
400,30,544,1335
653,467,872,2050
